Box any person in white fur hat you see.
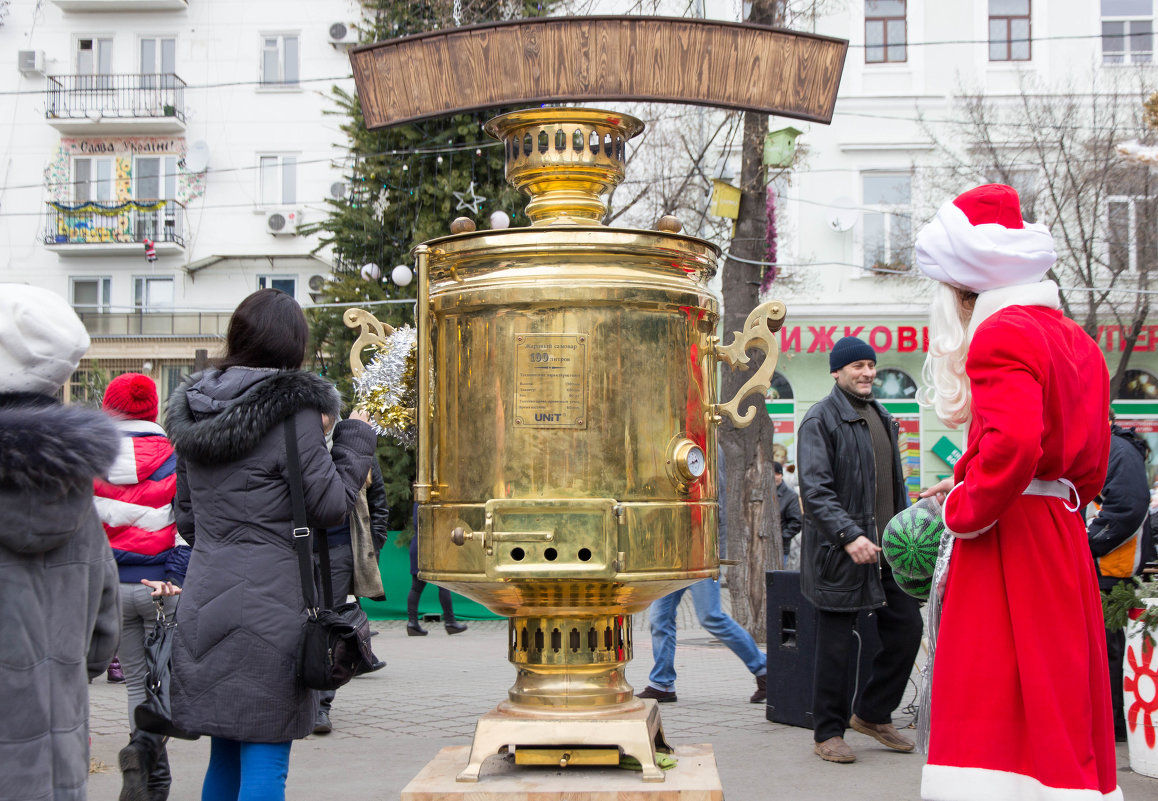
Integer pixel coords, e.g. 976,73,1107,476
914,186,1120,801
0,284,122,801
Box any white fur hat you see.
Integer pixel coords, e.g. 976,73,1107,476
0,284,90,395
915,184,1056,293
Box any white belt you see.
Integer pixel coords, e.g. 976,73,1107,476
1022,478,1080,512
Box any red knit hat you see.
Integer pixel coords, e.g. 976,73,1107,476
103,372,159,421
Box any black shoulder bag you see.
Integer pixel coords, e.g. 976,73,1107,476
286,416,382,691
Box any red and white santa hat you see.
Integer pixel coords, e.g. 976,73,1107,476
915,184,1056,293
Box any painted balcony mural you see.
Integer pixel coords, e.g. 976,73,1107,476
45,199,185,247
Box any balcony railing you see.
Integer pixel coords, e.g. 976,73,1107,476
46,74,186,123
73,310,231,337
45,199,185,248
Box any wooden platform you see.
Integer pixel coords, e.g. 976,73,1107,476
401,743,724,800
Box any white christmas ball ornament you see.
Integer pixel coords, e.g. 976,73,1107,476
490,210,511,229
360,262,381,281
391,264,413,286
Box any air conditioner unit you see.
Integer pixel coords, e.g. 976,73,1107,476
328,22,358,47
328,181,348,200
18,50,45,76
265,208,303,236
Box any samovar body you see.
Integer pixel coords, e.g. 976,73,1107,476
408,108,781,781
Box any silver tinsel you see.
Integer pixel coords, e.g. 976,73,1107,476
353,324,418,447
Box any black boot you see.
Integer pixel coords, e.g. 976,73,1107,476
147,742,170,801
118,739,150,801
407,619,428,636
444,619,468,635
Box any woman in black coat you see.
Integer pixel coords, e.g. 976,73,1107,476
166,290,376,800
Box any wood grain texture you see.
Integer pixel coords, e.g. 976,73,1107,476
350,16,847,129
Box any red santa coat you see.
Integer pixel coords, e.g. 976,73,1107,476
922,304,1119,801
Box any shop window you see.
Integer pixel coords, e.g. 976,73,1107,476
873,367,918,400
259,154,297,206
862,172,912,272
1120,369,1158,399
260,34,300,86
865,1,906,63
258,275,296,297
989,0,1032,62
71,277,112,313
1102,0,1153,64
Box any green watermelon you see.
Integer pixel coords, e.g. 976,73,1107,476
882,499,944,602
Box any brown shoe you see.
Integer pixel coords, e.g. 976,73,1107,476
849,714,915,752
749,674,766,704
814,736,856,763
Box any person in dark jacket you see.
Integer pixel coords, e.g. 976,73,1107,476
775,461,802,567
798,336,923,765
165,289,377,801
1087,418,1153,742
0,283,121,801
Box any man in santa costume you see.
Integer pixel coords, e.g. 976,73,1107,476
915,184,1120,800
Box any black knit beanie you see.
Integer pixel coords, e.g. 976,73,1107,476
829,336,877,372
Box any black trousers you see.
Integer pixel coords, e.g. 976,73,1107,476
1106,622,1126,738
812,567,923,742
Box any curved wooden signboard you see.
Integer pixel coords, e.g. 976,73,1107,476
350,16,847,129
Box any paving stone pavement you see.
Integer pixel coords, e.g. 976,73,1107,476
86,588,1154,800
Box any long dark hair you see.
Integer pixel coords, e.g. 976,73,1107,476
216,289,309,371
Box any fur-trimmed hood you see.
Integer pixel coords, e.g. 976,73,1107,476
167,368,341,464
0,394,118,495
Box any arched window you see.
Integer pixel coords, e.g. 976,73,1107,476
769,371,794,400
873,367,917,400
1120,369,1158,400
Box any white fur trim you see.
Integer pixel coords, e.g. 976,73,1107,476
922,764,1122,801
968,281,1061,338
941,482,994,539
916,201,1057,292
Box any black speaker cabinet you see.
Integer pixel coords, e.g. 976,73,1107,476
764,570,881,729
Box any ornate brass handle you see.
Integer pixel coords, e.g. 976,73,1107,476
713,301,786,428
343,308,395,378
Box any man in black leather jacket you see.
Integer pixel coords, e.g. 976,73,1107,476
798,337,923,764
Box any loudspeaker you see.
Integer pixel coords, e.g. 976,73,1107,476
764,570,880,729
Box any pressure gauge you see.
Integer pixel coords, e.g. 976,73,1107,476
671,438,707,483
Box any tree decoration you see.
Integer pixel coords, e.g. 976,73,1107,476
760,187,778,293
453,180,487,213
353,325,419,447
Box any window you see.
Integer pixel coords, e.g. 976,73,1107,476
989,0,1031,61
76,37,112,78
259,155,297,206
71,277,112,313
873,368,918,400
140,37,177,88
1121,369,1158,399
1102,0,1153,64
1107,195,1157,273
133,276,174,312
769,371,794,400
258,275,296,297
862,172,912,272
260,34,300,86
135,156,179,242
73,157,114,203
865,1,906,63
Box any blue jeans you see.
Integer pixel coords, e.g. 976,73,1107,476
647,578,766,691
202,738,292,801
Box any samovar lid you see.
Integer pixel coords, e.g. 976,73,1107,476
484,107,644,227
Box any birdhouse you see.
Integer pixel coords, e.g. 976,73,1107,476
709,179,741,219
764,126,803,168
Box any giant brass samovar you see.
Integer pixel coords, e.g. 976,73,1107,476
378,107,782,781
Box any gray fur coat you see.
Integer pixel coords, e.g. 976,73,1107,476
166,369,375,742
0,395,121,801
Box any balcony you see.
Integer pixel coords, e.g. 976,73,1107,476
45,200,185,255
52,1,188,11
46,74,186,134
74,311,230,338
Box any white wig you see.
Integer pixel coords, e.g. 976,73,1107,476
919,282,973,428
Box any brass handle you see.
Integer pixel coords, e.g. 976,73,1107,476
713,301,786,428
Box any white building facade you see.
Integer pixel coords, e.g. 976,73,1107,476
0,0,363,403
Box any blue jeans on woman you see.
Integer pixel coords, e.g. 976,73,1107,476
647,578,767,691
202,738,292,801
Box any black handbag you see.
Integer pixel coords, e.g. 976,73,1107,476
134,599,200,740
285,416,382,691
